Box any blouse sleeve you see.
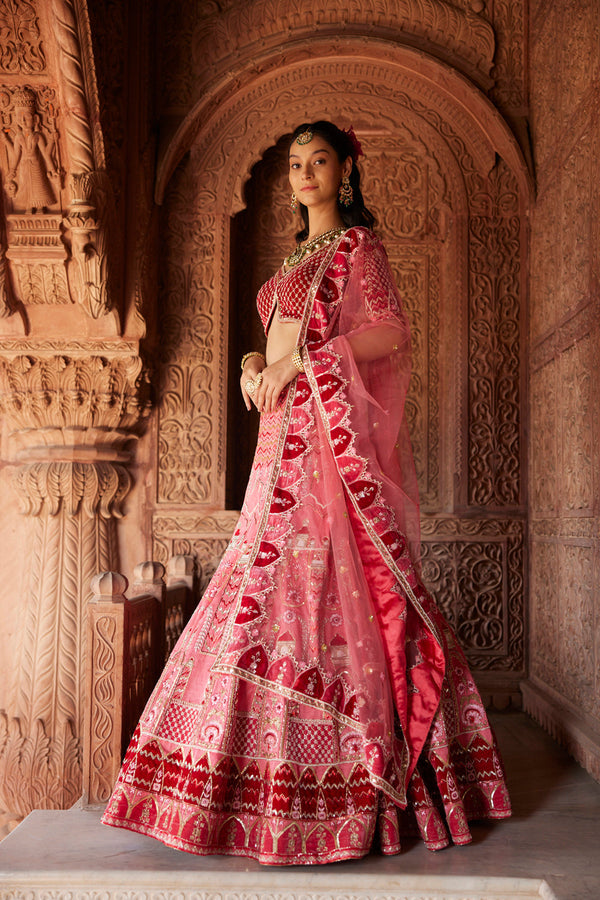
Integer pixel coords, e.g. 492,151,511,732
361,233,402,321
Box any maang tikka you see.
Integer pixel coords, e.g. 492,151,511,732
295,129,313,145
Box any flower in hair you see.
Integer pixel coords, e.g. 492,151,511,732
343,125,364,160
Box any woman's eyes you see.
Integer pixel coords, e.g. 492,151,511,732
290,158,328,170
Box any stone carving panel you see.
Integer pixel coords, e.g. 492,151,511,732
559,336,593,514
530,176,560,340
0,86,60,214
389,249,440,507
157,161,218,505
0,887,542,900
468,160,521,507
158,0,496,114
489,0,526,111
0,462,127,816
558,542,595,715
153,512,239,592
87,609,119,803
0,3,124,319
530,360,557,516
4,215,69,305
0,353,149,437
360,130,448,506
527,0,600,783
420,518,524,673
0,84,67,307
558,129,592,322
0,350,149,816
529,539,558,692
0,0,46,74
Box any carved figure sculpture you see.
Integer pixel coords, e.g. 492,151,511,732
103,122,511,864
3,88,56,212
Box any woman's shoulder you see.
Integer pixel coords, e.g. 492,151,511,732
340,225,385,252
336,228,389,270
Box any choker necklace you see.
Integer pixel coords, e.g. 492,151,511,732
283,226,345,270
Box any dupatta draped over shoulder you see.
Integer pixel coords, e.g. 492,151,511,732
102,227,511,865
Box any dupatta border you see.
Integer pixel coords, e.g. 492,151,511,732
212,235,346,678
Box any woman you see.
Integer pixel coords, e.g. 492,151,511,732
102,121,511,864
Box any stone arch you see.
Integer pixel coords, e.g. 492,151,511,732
156,42,529,210
153,45,530,696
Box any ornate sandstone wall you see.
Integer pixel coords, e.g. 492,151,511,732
524,0,600,780
12,0,589,825
0,0,156,826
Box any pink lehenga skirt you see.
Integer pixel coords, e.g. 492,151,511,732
102,396,511,865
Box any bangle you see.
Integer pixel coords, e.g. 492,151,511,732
241,351,265,371
291,345,305,373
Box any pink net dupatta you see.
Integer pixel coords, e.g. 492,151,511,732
302,234,446,793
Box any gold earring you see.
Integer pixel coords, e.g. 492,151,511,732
290,191,298,213
338,175,353,206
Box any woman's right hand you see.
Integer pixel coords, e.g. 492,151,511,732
240,359,265,411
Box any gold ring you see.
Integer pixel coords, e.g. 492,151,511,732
245,379,255,394
255,372,263,387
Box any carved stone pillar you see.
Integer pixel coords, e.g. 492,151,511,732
0,353,149,816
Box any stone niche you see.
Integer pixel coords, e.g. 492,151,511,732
150,47,530,703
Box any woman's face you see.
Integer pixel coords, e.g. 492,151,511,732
288,136,352,212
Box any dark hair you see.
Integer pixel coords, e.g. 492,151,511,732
290,120,376,241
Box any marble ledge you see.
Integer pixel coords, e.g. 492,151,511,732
0,806,558,900
2,713,600,900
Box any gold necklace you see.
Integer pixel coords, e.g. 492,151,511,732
283,226,345,270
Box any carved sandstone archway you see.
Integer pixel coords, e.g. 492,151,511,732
152,45,530,700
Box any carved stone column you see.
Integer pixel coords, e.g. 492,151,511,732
0,353,149,816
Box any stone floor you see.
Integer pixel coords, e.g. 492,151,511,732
0,712,599,900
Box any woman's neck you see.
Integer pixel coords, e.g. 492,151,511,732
306,210,344,242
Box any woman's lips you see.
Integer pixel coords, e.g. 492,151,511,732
301,185,317,191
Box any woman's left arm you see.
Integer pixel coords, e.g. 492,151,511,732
345,320,405,363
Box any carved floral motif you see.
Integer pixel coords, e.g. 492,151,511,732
489,0,527,111
0,353,150,435
66,170,115,318
87,612,119,804
14,460,131,517
360,130,448,507
468,160,521,507
0,0,46,74
421,517,524,673
0,348,148,817
0,475,121,816
157,164,217,504
0,233,12,316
